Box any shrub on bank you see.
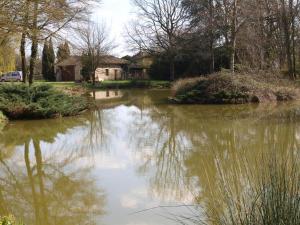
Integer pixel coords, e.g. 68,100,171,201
0,84,89,119
171,71,299,104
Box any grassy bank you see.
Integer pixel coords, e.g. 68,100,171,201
172,71,299,104
0,84,89,120
37,80,171,90
84,80,171,89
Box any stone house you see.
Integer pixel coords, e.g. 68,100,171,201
128,52,153,80
55,55,129,82
95,55,129,81
55,56,82,81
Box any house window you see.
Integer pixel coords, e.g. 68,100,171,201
106,69,109,76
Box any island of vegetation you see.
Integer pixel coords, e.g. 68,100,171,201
171,71,299,104
0,84,89,120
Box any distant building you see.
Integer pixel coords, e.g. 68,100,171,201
55,56,82,81
128,52,153,80
55,53,153,82
55,55,129,82
95,55,129,81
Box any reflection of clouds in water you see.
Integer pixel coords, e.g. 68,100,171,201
121,195,138,208
120,185,170,211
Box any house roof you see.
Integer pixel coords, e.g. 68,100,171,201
132,51,151,60
57,55,129,67
56,56,82,67
98,55,129,65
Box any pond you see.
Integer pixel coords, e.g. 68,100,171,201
0,89,299,225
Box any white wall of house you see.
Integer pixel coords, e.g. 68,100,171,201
75,65,83,81
95,66,123,81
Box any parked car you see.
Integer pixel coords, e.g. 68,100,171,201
0,71,23,82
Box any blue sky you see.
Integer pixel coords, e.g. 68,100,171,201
92,0,134,56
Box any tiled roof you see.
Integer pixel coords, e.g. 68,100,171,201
56,56,81,66
57,55,129,67
98,55,129,65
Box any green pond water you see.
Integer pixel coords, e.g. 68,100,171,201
0,89,299,225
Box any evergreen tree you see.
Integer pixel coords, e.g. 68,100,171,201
42,39,56,81
48,38,55,81
57,40,70,62
42,40,49,80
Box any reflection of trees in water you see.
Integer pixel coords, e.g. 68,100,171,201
84,109,113,153
128,93,300,213
0,117,106,225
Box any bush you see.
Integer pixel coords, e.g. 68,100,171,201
0,84,89,119
171,71,299,104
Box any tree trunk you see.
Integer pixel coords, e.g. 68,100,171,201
20,33,27,83
210,38,215,74
209,0,215,74
231,0,237,73
170,59,175,81
29,0,39,85
281,0,294,79
21,1,29,83
290,0,296,77
92,71,95,86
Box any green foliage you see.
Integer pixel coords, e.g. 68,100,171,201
0,84,89,119
0,215,24,225
42,39,55,81
148,47,231,80
57,41,70,63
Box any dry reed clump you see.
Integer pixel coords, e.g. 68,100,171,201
0,111,7,130
176,151,300,225
171,71,300,104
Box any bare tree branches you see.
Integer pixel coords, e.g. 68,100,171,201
76,20,116,84
128,0,190,80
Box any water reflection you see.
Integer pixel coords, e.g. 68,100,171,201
91,90,124,100
0,117,106,225
0,90,299,224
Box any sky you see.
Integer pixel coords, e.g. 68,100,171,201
92,0,135,57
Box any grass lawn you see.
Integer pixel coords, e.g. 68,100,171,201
37,80,171,89
36,81,80,88
85,80,171,89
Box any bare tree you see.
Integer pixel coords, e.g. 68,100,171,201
128,0,190,81
76,20,116,85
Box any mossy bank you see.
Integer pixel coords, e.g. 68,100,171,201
0,84,90,120
171,71,299,104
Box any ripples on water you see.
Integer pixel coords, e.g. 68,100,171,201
0,89,299,225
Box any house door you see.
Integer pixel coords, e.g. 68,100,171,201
61,66,75,81
114,70,118,80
